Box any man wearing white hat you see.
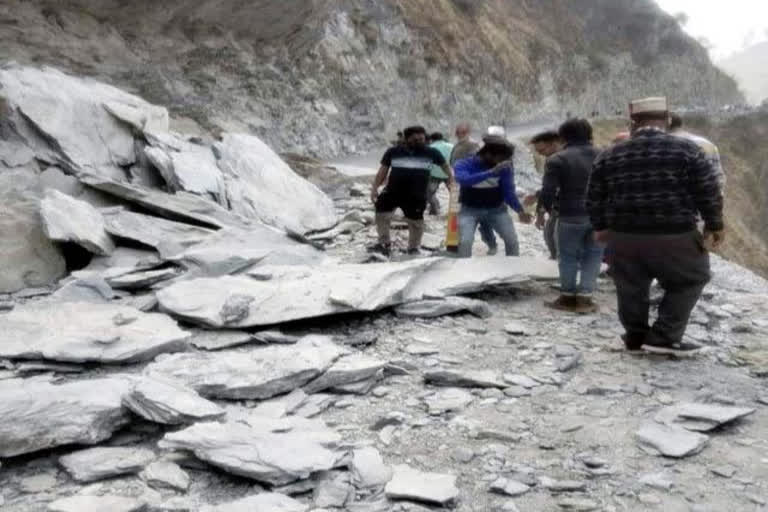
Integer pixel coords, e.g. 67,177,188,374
587,97,725,354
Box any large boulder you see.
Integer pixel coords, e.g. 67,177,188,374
0,377,132,457
0,301,190,363
215,133,338,234
0,65,167,179
144,141,226,203
156,257,556,328
0,165,66,293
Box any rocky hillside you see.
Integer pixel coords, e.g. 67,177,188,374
0,0,741,157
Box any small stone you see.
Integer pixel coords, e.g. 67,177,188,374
372,387,390,398
424,369,506,388
635,422,709,458
59,447,156,482
404,343,440,356
557,353,583,372
140,461,190,491
504,321,530,336
638,493,662,505
747,494,767,506
490,477,530,497
350,447,393,488
424,388,473,415
503,386,532,398
561,422,584,433
557,498,600,510
710,465,736,478
579,456,607,469
540,476,586,492
475,430,522,443
385,464,459,506
639,472,674,491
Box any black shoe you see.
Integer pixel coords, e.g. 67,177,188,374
368,243,391,257
621,333,645,352
407,248,421,256
642,340,703,354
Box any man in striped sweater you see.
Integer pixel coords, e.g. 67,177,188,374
587,97,725,354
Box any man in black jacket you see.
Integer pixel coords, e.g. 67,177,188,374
587,97,725,353
540,119,602,313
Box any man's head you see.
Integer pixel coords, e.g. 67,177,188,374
429,132,445,143
558,118,593,146
403,126,427,149
477,135,515,166
629,97,669,133
455,122,472,142
669,113,683,131
530,130,562,157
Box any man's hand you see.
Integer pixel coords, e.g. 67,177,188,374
593,230,611,244
703,229,725,250
518,211,533,224
370,187,379,204
491,160,513,173
535,212,546,230
523,194,538,208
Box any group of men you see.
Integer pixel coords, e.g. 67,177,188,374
370,96,725,355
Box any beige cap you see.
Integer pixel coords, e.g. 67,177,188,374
629,97,668,115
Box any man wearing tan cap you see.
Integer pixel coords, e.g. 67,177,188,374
587,97,725,354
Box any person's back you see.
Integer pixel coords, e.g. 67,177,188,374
670,113,725,190
429,140,454,179
590,128,721,234
542,144,598,218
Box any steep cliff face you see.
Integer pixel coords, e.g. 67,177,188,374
0,0,741,157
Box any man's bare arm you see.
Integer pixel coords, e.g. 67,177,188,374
371,165,389,202
441,163,455,184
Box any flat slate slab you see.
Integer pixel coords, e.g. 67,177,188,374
199,493,308,512
0,377,132,457
394,296,492,318
424,369,506,389
424,388,474,415
385,464,459,506
303,353,385,394
159,421,343,486
636,421,709,458
655,403,757,431
146,335,345,399
123,375,225,425
47,495,147,512
156,257,556,328
41,189,115,255
59,446,155,482
0,301,190,363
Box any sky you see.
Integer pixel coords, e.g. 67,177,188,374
655,0,768,61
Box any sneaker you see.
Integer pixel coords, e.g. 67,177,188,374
642,340,703,355
545,295,580,313
487,246,498,256
368,243,391,257
575,296,599,314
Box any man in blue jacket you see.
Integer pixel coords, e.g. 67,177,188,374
455,136,532,257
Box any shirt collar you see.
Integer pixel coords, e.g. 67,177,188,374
633,126,666,137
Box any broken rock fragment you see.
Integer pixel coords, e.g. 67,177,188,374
424,388,474,415
350,447,393,489
0,301,189,363
140,461,190,491
59,446,155,483
0,377,131,457
303,353,384,394
385,464,459,506
47,495,147,512
394,296,492,318
159,421,343,486
655,403,756,432
636,422,709,458
424,369,506,388
40,189,115,255
123,375,225,425
146,335,344,399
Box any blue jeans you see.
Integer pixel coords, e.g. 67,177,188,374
458,205,519,258
557,218,604,295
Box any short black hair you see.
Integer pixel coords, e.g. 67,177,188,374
530,130,561,144
429,132,445,142
403,126,427,139
558,118,593,145
670,113,683,130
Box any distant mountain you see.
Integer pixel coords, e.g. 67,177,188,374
719,41,768,105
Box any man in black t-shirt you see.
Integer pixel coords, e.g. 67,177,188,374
370,126,455,256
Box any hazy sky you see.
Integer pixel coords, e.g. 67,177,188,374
655,0,768,60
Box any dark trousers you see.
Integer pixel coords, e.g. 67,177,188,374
544,212,558,260
610,231,711,346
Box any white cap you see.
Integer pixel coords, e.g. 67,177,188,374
629,97,668,115
487,125,506,137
